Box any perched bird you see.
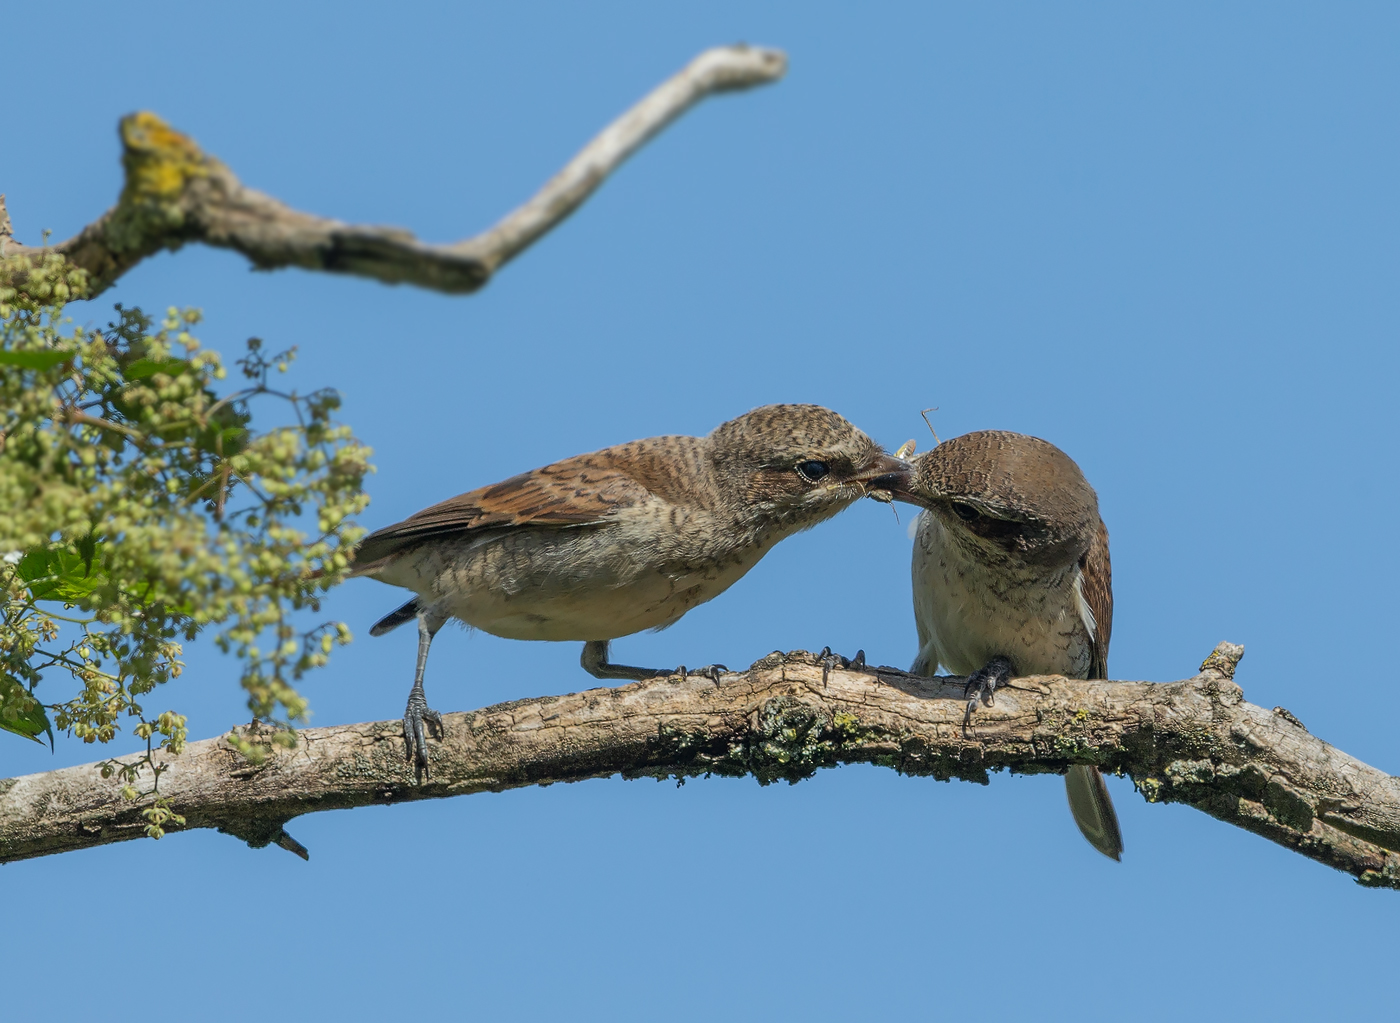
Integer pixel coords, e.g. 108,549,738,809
350,404,908,776
881,430,1124,860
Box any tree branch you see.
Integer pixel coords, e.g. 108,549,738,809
2,642,1397,887
0,44,787,298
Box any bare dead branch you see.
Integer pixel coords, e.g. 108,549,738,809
2,642,1396,888
0,45,787,298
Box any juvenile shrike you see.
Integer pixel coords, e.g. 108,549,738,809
351,404,908,775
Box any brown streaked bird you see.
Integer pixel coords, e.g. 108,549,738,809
350,404,908,776
880,430,1124,860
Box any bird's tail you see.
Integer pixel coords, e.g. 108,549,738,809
370,598,421,637
1065,764,1123,861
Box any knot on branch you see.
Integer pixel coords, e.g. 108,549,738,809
120,113,211,205
1195,640,1246,712
1199,640,1244,680
107,112,226,258
752,693,841,781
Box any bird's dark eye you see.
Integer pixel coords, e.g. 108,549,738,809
796,460,830,483
952,502,979,521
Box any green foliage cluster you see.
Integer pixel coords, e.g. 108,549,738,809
0,253,371,835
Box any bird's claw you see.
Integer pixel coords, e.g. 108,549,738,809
403,683,444,780
961,656,1013,736
818,646,868,685
675,664,728,682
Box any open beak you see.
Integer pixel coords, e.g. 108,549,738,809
851,453,913,499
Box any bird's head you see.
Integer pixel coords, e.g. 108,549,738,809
882,430,1099,565
707,404,909,531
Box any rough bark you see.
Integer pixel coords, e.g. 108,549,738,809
2,642,1397,888
0,45,786,298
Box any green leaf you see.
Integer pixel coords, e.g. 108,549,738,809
16,544,199,618
16,544,108,604
0,349,70,371
0,675,54,749
124,357,189,380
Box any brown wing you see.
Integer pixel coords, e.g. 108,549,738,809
1066,514,1122,859
1081,516,1113,680
350,449,663,570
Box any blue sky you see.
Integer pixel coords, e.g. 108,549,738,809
4,3,1398,1020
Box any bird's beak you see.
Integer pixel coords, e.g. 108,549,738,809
851,453,913,499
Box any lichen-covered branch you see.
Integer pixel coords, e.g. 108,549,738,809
0,45,787,298
2,642,1397,887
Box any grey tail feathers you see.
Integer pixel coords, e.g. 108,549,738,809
370,598,421,637
1065,764,1124,861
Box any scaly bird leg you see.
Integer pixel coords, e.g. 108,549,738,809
404,612,446,780
581,640,727,683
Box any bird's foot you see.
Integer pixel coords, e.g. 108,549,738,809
582,640,725,682
674,664,728,683
403,683,444,781
818,646,868,686
962,655,1013,735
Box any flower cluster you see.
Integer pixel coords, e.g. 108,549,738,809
0,253,371,832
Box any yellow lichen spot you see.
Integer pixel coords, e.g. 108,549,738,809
119,112,208,202
832,710,874,745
